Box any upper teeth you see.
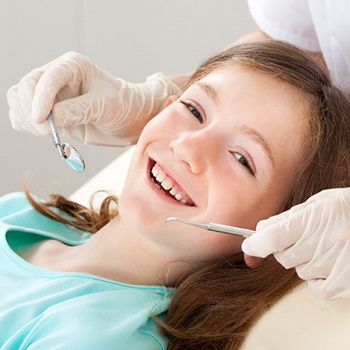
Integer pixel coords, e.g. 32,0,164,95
151,163,194,206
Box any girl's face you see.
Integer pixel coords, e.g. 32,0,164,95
119,66,307,263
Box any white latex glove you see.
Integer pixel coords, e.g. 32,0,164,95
7,51,181,146
242,188,350,299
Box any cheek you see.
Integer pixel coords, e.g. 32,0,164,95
207,187,278,231
137,120,160,144
140,111,173,138
207,181,258,228
208,233,244,255
142,106,184,140
167,229,244,262
239,178,296,226
189,232,244,261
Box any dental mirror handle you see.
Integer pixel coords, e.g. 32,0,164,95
47,113,65,158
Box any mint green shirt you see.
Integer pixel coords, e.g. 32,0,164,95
0,192,173,349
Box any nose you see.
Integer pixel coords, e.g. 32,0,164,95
169,130,217,174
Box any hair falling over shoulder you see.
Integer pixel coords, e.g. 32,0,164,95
24,187,119,233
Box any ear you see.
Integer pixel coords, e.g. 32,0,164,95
164,95,177,108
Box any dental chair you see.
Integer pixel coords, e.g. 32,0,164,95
70,146,350,350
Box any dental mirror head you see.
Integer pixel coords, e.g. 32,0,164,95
47,113,85,173
61,143,85,172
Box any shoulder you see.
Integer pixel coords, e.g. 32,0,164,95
0,192,92,244
0,192,33,218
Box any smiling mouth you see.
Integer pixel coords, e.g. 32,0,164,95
150,161,195,207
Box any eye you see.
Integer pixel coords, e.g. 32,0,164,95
232,152,255,175
180,101,204,124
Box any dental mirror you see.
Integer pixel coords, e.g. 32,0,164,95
47,113,85,172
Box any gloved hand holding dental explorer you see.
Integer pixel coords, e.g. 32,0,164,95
7,52,181,146
240,0,350,299
242,188,350,299
7,0,350,299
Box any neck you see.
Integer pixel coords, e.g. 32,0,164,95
68,215,189,286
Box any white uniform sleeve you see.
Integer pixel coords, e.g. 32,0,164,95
247,0,320,51
247,0,350,92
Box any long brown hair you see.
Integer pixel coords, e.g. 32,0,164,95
160,41,350,349
25,41,350,349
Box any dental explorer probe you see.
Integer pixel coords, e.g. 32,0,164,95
165,217,254,237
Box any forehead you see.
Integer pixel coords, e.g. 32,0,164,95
189,64,312,134
194,65,306,112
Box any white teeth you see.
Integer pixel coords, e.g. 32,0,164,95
175,193,183,201
151,167,159,177
156,173,166,183
151,163,193,206
161,178,172,190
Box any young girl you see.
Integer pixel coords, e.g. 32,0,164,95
1,41,350,349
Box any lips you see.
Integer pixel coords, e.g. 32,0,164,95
149,160,195,206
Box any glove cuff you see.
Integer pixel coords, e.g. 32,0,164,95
146,72,182,98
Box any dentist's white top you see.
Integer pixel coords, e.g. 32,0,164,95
248,0,350,92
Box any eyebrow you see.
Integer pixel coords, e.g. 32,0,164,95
239,125,276,170
196,81,220,105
